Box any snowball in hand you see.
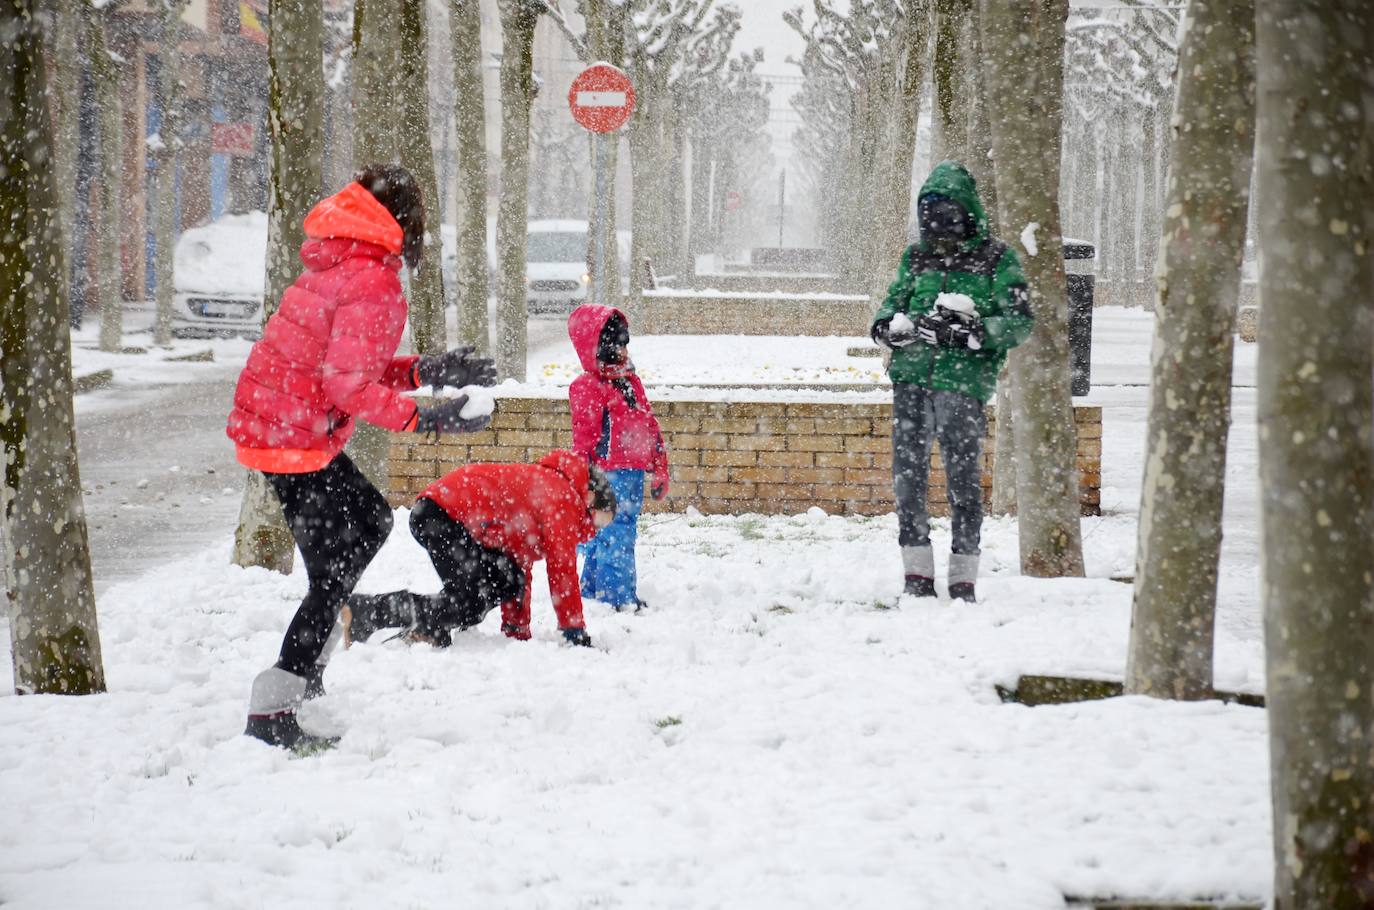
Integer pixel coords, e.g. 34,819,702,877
934,292,977,316
890,312,916,334
455,386,496,420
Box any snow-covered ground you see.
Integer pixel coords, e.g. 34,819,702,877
0,309,1271,908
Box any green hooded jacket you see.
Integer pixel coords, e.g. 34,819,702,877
871,160,1034,403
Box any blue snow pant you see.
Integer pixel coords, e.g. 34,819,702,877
892,384,987,555
580,468,645,609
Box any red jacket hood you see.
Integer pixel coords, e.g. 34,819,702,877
568,304,627,373
302,181,404,256
298,237,402,273
538,449,592,499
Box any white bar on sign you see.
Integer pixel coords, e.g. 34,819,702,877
576,91,627,108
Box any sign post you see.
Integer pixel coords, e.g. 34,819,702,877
568,63,635,307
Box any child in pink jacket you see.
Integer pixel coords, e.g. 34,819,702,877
567,304,669,611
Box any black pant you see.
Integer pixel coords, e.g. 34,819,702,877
351,498,523,641
265,453,393,676
892,384,987,554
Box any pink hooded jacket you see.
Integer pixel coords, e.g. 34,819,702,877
566,305,669,485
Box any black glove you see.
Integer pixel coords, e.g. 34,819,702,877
414,346,498,391
412,395,492,435
873,317,918,350
917,311,985,350
562,627,593,647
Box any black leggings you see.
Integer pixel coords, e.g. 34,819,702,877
351,498,523,641
265,453,392,675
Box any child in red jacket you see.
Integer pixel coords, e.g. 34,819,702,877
567,305,669,612
344,451,617,647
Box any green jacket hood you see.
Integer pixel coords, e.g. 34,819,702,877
917,160,990,250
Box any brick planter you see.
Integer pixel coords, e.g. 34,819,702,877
633,291,873,337
388,395,1102,518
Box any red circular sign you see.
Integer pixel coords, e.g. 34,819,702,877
568,63,636,133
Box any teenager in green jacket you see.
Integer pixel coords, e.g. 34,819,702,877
871,160,1034,601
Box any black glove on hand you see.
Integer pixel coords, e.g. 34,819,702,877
415,346,498,391
562,627,593,647
412,395,491,435
873,317,918,350
917,312,985,349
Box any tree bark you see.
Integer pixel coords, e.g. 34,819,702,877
231,0,328,574
152,0,188,347
870,10,928,303
450,0,490,353
980,0,1084,577
86,5,125,353
1125,0,1256,701
347,0,405,488
1256,2,1374,906
45,0,80,327
493,0,538,380
1,0,105,695
398,0,446,356
930,0,972,166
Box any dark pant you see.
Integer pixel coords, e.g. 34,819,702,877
892,384,987,555
351,498,524,641
265,453,393,676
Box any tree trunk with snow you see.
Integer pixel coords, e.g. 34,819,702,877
232,0,328,574
582,0,628,307
152,0,188,347
45,0,79,327
1255,2,1374,905
493,0,539,380
869,15,927,303
86,4,125,353
398,0,446,356
930,0,972,166
450,0,490,353
1,0,106,695
347,0,405,488
980,0,1084,577
1125,0,1255,701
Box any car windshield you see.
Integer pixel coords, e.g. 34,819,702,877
527,231,586,263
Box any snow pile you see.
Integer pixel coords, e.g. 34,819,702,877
1020,222,1040,257
934,292,977,316
0,506,1269,908
890,312,915,334
173,211,268,297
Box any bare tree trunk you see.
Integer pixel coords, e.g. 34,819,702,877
86,5,125,353
980,0,1084,577
931,0,972,165
152,0,188,347
493,0,538,380
450,0,490,352
399,0,445,355
870,12,928,303
1,0,105,695
1112,116,1138,307
1137,102,1161,312
1256,2,1374,905
231,0,328,574
1125,0,1255,701
45,0,80,327
347,0,404,488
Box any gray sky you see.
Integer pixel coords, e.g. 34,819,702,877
735,0,808,168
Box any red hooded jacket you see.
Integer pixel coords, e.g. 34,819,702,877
567,304,669,481
226,182,421,473
418,451,598,632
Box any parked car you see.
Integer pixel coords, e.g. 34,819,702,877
524,219,629,314
171,211,267,338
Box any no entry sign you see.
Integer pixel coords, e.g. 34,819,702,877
568,63,636,133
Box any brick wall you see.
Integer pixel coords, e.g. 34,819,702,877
388,396,1102,518
633,292,874,337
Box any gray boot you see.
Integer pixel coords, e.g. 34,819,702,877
948,552,979,603
244,666,337,750
901,544,936,597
